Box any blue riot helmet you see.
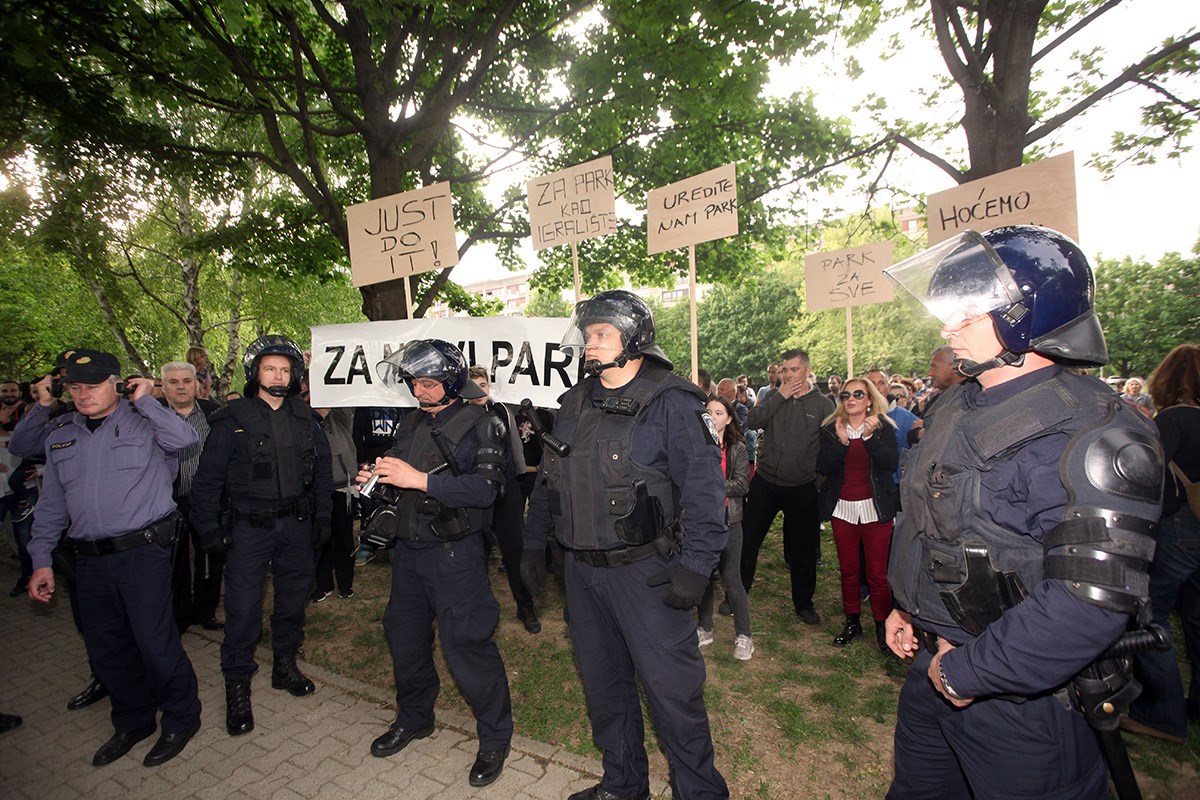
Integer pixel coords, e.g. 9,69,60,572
243,335,305,396
375,339,486,404
885,225,1107,376
560,290,673,374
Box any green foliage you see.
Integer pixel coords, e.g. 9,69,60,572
1094,248,1200,378
524,286,573,319
0,0,862,318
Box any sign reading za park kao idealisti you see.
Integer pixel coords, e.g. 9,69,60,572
527,156,618,250
345,182,459,288
804,242,895,312
309,317,582,410
925,151,1078,245
646,163,738,255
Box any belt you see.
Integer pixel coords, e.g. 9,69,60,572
912,626,940,654
71,528,157,556
231,496,315,527
572,540,660,568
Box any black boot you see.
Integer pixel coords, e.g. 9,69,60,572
516,603,542,634
225,678,254,736
272,652,316,697
876,620,890,654
832,614,863,647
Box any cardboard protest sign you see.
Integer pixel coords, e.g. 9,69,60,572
804,242,895,311
527,156,618,250
310,317,581,409
926,152,1078,245
646,163,738,254
346,182,459,287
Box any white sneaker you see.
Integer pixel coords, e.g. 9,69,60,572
697,627,714,647
734,634,754,661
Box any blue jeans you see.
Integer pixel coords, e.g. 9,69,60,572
1129,504,1200,738
0,490,35,579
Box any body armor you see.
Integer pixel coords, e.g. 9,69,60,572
387,403,499,544
216,397,316,505
544,363,704,551
891,371,1161,634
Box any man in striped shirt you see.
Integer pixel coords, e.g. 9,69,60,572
161,361,221,631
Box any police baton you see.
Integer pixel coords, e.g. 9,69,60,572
518,399,570,456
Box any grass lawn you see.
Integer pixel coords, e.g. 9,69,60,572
298,523,1200,799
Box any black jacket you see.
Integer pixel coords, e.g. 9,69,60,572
816,420,899,522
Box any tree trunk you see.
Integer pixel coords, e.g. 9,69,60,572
222,269,244,394
82,271,150,375
174,180,205,347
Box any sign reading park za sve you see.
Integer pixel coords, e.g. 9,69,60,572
804,242,895,311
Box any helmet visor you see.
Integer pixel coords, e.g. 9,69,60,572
884,231,1024,328
375,341,447,389
560,298,636,358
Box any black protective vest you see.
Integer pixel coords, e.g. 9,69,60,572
389,402,490,544
220,396,315,504
544,364,704,551
890,371,1161,632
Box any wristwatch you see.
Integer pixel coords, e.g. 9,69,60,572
938,655,965,700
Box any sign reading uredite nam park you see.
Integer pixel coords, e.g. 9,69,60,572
926,152,1078,245
527,156,617,250
346,182,459,288
647,163,738,254
804,242,895,312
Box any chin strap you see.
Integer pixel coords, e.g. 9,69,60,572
264,385,291,397
953,350,1025,378
584,352,637,376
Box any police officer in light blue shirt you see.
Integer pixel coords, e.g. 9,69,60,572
27,349,202,769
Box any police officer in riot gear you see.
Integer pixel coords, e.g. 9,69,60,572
190,335,333,737
522,290,729,800
355,339,513,789
882,226,1163,799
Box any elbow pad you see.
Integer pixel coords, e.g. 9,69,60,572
476,415,509,490
1043,415,1163,624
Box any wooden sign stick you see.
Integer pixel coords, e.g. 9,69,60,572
845,305,854,379
689,244,699,383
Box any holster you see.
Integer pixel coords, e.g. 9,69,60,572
938,541,1028,636
149,511,183,548
614,479,665,547
50,531,77,585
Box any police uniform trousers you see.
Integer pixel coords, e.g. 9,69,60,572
382,532,513,750
221,515,314,679
887,647,1108,800
76,544,202,735
565,554,729,800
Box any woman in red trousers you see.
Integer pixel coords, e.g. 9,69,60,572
816,377,899,652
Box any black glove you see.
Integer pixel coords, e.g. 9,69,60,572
199,527,230,556
313,519,332,549
646,563,711,610
520,548,547,596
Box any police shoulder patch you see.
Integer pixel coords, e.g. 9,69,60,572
697,410,721,447
50,439,75,450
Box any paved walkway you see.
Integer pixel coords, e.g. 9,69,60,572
0,558,667,800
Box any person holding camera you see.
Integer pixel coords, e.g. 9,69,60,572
355,339,513,789
26,349,202,768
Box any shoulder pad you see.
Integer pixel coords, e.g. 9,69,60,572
479,413,507,444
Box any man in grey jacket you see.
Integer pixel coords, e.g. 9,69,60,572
739,348,833,625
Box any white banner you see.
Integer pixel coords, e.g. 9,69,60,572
309,317,581,409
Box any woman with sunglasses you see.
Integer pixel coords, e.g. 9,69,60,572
816,378,899,651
